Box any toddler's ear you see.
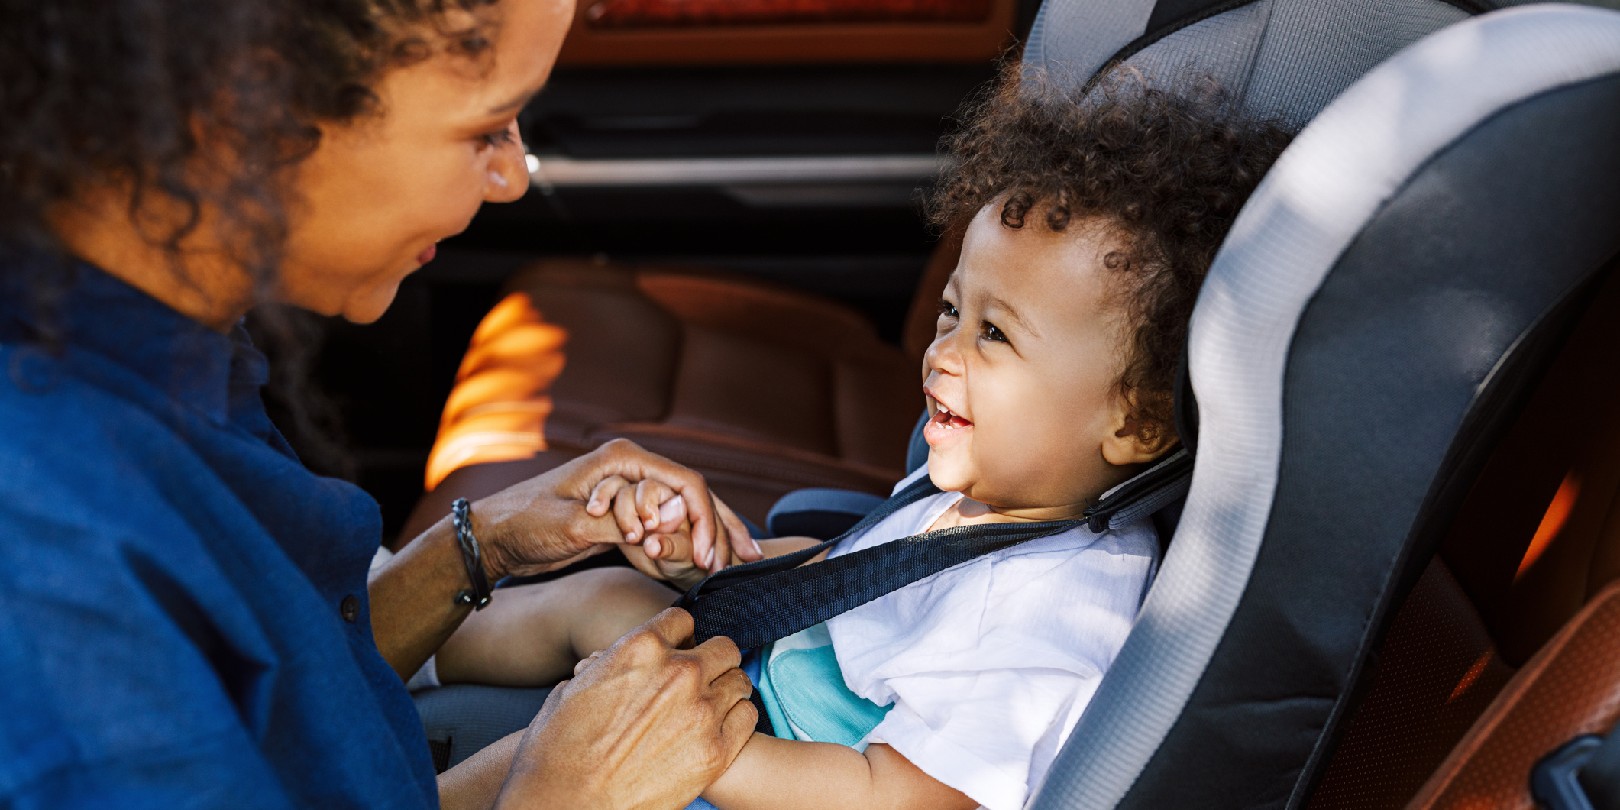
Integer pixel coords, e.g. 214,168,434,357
1102,399,1178,467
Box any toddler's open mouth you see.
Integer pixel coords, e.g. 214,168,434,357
924,389,974,448
930,404,974,430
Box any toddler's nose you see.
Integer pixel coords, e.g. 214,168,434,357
924,330,966,376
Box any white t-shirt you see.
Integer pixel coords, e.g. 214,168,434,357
824,467,1159,810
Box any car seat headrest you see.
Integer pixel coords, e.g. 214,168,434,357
1023,0,1473,126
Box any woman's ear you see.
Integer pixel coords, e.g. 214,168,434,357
1101,394,1178,467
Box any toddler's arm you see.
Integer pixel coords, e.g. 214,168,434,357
703,734,977,810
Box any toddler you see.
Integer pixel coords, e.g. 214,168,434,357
429,73,1292,810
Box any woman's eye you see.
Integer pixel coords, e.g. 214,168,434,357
937,300,959,319
980,321,1008,343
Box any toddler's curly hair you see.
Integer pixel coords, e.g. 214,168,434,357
930,68,1295,439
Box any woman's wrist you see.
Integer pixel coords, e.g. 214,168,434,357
463,497,515,583
450,498,494,609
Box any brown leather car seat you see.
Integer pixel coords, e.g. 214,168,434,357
1407,578,1620,809
401,243,960,540
1306,266,1620,808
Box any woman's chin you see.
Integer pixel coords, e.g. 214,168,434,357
338,283,404,324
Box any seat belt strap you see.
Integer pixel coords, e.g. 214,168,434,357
684,517,1078,648
679,449,1193,649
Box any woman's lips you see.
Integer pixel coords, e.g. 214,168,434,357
417,244,438,265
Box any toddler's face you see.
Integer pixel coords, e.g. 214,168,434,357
922,204,1157,520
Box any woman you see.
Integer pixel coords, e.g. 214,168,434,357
0,0,760,806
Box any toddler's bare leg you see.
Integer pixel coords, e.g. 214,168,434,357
435,567,676,687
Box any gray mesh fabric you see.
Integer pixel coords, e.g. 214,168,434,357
1023,0,1468,126
1110,1,1275,104
1029,6,1620,808
1024,0,1160,85
1240,0,1469,124
1121,0,1469,125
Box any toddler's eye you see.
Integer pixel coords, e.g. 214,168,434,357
980,321,1008,343
937,300,959,319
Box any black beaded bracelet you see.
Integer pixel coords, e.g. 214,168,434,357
450,498,492,610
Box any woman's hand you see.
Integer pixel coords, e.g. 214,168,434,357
495,608,758,809
472,439,757,580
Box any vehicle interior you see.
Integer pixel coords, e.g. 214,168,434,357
277,0,1620,805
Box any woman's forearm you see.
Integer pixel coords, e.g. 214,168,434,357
439,730,525,810
368,515,480,680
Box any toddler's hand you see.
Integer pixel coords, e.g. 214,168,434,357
586,475,709,589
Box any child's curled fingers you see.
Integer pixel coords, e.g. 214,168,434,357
586,475,647,542
647,491,687,540
634,479,679,535
585,474,626,517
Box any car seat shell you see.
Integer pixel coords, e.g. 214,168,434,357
1034,7,1620,807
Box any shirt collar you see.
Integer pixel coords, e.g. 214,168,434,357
0,255,239,423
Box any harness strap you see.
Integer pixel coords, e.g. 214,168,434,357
679,449,1192,649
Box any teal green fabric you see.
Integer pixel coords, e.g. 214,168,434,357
755,642,794,738
756,623,891,748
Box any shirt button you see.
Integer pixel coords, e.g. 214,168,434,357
340,594,360,623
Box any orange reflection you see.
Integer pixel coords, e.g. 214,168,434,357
425,293,568,490
1515,472,1580,582
1446,649,1495,704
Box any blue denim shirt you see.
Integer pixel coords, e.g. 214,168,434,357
0,258,436,807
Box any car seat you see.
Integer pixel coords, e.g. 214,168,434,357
1022,6,1620,807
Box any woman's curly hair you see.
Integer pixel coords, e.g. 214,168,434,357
0,0,499,293
930,68,1295,438
0,0,505,477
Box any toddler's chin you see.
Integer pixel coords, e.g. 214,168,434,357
925,461,970,494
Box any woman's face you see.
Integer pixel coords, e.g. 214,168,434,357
277,0,573,323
